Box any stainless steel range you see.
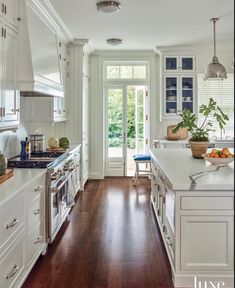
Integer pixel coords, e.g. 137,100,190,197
46,154,77,243
8,147,81,243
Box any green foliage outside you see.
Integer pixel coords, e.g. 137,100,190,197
108,87,144,148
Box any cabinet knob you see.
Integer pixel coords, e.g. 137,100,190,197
33,209,41,215
34,236,42,245
34,185,43,192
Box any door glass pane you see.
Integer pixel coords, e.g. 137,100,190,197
108,89,123,157
133,66,146,79
120,66,132,78
136,89,144,155
107,66,120,79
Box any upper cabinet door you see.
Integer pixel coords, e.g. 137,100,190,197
2,25,19,124
164,56,178,72
2,0,18,30
180,56,195,72
0,22,3,123
164,56,195,73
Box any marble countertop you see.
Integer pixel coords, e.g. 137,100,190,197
0,169,46,207
150,148,234,191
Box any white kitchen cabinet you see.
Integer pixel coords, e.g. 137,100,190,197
161,53,197,119
163,74,196,117
163,55,195,73
54,96,67,122
0,171,47,288
0,188,26,288
0,0,18,30
21,96,67,124
70,145,81,194
150,149,234,288
180,215,234,271
0,22,19,129
67,40,89,189
26,174,46,268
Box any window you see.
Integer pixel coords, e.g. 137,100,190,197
106,64,147,80
198,74,234,138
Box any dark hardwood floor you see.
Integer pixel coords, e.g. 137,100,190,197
23,177,173,288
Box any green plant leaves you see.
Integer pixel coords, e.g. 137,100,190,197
172,98,229,141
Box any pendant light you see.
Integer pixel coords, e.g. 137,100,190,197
96,1,121,13
204,18,227,80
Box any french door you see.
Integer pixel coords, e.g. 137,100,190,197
105,85,149,176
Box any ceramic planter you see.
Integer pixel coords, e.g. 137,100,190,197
189,141,209,159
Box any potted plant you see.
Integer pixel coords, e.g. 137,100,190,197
173,98,229,158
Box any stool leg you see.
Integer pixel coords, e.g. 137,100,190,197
132,161,139,185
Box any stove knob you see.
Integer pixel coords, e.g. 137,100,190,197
51,174,57,181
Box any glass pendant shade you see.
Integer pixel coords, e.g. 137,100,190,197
204,18,227,80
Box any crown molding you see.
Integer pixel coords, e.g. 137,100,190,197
26,0,73,42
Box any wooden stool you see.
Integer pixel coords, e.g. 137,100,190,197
132,154,151,185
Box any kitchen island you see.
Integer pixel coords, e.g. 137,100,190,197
150,148,234,288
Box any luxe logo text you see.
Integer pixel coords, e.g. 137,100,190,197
194,277,225,288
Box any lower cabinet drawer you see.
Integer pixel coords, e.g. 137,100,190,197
164,218,175,265
28,197,43,228
0,193,25,251
27,220,45,267
0,233,26,288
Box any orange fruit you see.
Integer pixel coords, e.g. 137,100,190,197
214,154,219,158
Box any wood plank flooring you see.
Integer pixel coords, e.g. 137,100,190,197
22,177,174,288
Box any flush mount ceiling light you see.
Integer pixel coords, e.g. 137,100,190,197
204,18,227,80
107,38,123,46
96,1,121,13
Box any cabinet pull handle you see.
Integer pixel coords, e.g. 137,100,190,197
1,27,4,38
6,218,19,229
4,28,6,38
34,186,43,192
6,264,20,279
34,236,42,245
2,4,4,13
4,4,6,14
33,209,41,215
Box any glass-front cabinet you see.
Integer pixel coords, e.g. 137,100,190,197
164,75,195,116
163,56,195,73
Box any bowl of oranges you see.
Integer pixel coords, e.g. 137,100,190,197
202,147,234,166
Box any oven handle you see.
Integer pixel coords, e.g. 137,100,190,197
51,178,68,193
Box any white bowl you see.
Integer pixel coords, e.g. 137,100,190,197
202,155,234,166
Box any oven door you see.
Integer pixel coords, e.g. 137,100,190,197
49,177,69,240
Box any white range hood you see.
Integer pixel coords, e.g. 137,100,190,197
18,0,64,97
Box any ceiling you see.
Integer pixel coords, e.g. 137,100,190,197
49,0,234,51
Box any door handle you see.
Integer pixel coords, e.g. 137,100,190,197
123,132,126,144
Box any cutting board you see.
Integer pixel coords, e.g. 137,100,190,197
0,169,14,185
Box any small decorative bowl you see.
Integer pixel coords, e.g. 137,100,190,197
202,155,234,166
